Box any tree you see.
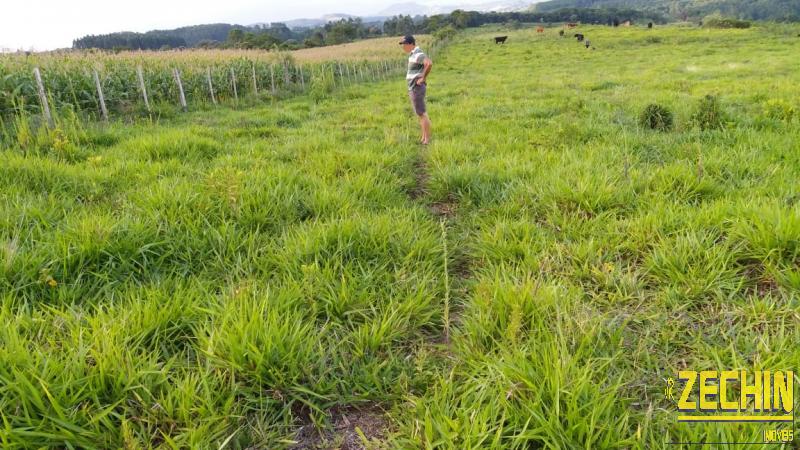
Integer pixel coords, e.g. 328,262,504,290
227,29,245,44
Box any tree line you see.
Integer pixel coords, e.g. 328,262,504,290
73,8,662,52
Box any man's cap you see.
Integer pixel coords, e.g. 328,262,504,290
399,35,416,45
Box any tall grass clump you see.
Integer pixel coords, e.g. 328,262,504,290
762,99,796,123
639,103,674,131
690,94,727,130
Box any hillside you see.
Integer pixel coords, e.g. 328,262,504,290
73,23,246,50
534,0,800,21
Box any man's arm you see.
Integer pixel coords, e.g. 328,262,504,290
417,57,433,85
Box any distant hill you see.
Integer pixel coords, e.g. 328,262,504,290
533,0,800,21
378,1,537,17
73,23,245,50
279,14,360,29
160,24,241,46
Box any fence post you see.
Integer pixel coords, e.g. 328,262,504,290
32,67,53,128
206,67,217,105
230,67,238,102
251,63,258,96
93,69,109,121
173,68,187,112
270,65,276,95
299,65,305,90
136,65,151,112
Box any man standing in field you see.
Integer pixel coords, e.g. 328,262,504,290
400,35,433,145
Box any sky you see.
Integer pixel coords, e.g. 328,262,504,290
0,0,465,51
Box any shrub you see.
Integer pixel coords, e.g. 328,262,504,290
703,15,751,29
639,103,674,131
690,95,727,130
433,25,458,42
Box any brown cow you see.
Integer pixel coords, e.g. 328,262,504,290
536,26,545,33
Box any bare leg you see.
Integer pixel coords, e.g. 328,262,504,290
419,113,432,145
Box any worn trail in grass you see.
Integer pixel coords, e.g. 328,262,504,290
2,24,800,449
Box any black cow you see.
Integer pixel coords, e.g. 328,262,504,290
495,36,508,44
648,22,654,29
574,33,584,42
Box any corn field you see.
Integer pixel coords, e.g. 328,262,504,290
0,36,442,124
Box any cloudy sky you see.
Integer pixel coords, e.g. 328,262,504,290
1,0,470,51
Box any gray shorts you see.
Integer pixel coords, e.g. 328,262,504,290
409,83,427,116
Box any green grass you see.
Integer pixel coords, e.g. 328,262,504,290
2,23,800,448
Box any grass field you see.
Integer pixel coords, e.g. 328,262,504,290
1,23,799,449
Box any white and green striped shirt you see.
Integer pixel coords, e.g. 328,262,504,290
406,47,427,90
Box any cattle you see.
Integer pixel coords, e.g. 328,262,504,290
494,36,508,44
566,23,578,29
559,30,565,37
536,26,545,33
574,33,584,42
585,40,591,49
648,22,654,29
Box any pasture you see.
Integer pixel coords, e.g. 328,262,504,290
1,23,799,448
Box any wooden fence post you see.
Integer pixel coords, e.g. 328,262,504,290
270,65,276,95
251,63,258,96
206,67,217,105
32,67,53,128
173,68,187,112
230,67,238,102
299,65,305,90
136,66,151,112
93,69,109,121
